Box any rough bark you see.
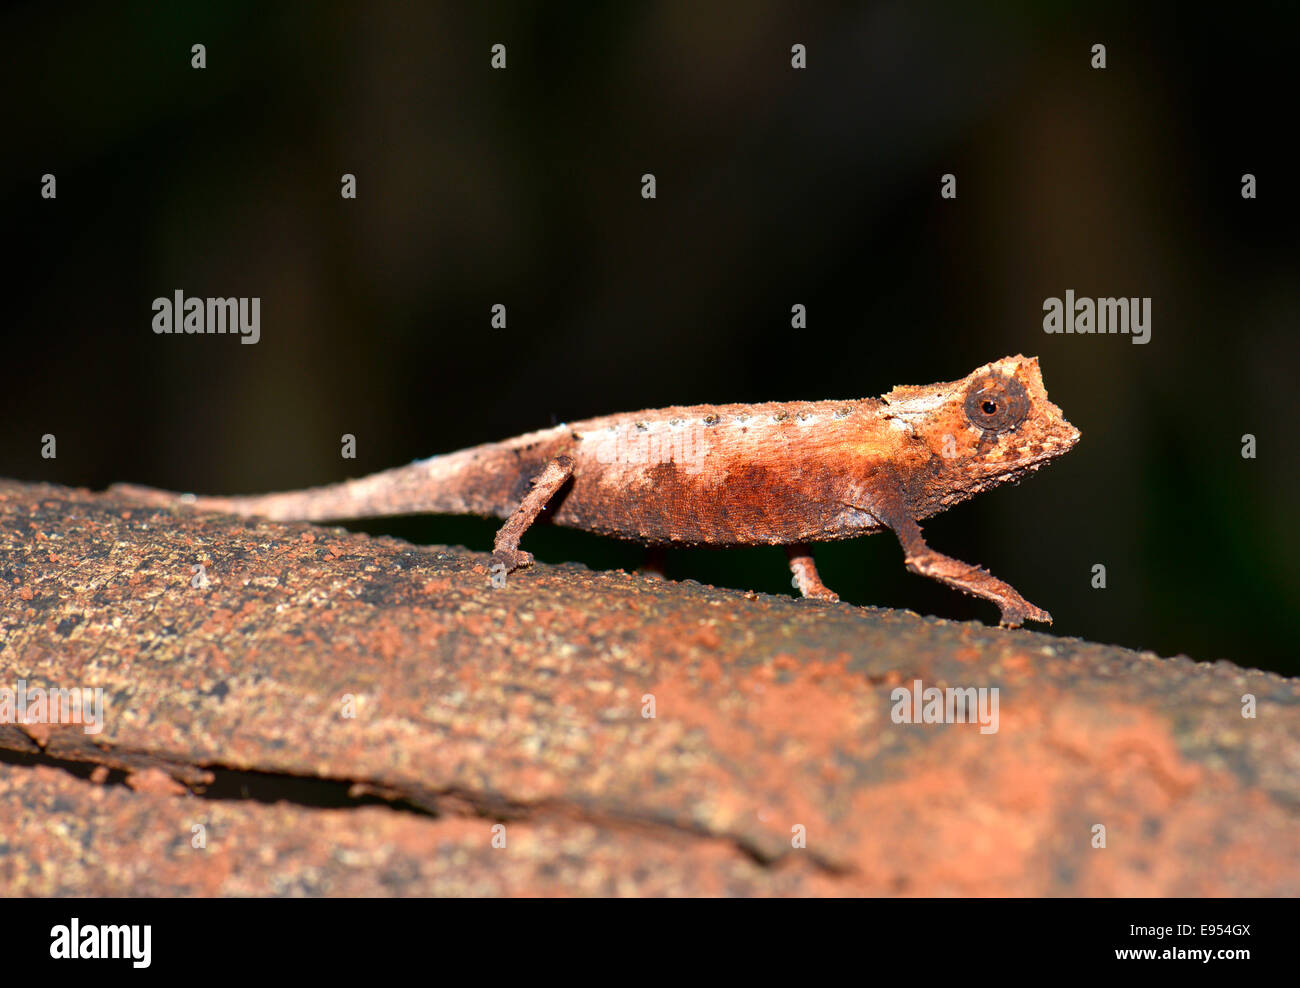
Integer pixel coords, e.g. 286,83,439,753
1,481,1296,896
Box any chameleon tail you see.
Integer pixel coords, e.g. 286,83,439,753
108,447,518,523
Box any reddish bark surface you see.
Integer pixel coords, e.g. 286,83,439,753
1,481,1295,895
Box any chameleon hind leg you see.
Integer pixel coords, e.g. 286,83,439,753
786,544,840,602
489,455,575,580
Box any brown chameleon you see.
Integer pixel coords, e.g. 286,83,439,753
114,354,1080,627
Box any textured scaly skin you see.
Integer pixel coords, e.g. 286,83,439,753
112,355,1079,625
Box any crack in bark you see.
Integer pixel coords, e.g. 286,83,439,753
0,741,852,876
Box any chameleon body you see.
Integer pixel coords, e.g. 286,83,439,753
114,355,1080,627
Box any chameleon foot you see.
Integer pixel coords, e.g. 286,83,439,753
491,548,533,573
998,599,1052,629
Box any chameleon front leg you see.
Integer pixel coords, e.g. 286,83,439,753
490,454,575,577
786,544,840,602
876,501,1051,628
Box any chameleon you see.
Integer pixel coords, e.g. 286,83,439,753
112,354,1080,627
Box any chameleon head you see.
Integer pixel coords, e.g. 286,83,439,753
882,354,1081,489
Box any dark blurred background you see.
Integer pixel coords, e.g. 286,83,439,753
3,2,1296,673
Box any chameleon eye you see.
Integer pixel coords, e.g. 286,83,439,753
964,375,1030,435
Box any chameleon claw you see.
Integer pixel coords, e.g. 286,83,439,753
803,586,840,603
491,548,534,573
998,601,1052,629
